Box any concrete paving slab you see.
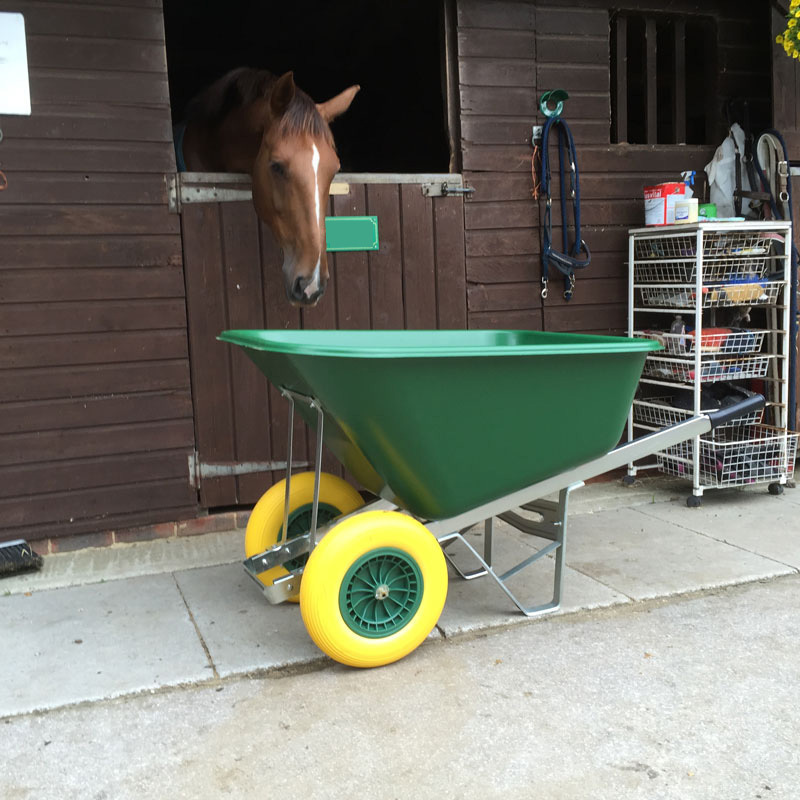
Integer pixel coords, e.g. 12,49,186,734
0,574,210,717
173,563,326,677
1,530,244,596
545,475,687,515
564,506,795,600
437,521,629,637
175,562,443,676
637,490,800,569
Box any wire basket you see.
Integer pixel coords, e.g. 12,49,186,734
637,281,782,309
641,354,771,384
635,329,766,356
657,425,798,487
632,396,764,430
633,230,773,262
633,256,770,283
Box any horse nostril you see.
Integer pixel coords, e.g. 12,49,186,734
291,277,306,300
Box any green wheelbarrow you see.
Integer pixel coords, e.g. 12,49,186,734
219,329,764,668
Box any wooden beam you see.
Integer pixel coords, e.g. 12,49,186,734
614,14,628,143
645,17,658,144
674,18,686,144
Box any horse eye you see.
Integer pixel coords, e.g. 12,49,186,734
270,161,286,178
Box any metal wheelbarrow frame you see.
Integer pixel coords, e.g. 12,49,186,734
242,385,764,663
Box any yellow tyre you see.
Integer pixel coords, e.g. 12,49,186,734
245,472,364,602
300,510,448,668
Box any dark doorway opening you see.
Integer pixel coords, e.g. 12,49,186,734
163,0,452,173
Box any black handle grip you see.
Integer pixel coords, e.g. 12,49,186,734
706,394,766,429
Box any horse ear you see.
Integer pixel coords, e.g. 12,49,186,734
270,71,296,117
317,85,360,122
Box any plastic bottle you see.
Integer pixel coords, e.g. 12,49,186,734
670,315,686,354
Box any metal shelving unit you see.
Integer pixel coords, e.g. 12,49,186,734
626,221,797,506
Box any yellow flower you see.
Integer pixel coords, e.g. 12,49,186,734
789,18,797,27
778,34,785,43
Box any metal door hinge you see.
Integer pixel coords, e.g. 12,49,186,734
188,453,309,488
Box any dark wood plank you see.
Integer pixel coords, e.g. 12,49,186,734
467,255,541,284
544,303,627,333
1,361,191,404
0,105,172,143
433,196,467,328
536,37,608,66
457,29,535,59
0,236,182,269
468,282,542,313
457,0,534,30
469,308,543,330
0,205,178,236
460,86,538,116
0,300,186,336
537,63,610,94
0,392,193,436
466,227,539,258
465,199,539,230
0,450,189,500
26,36,167,72
0,174,169,206
462,144,541,173
2,418,195,468
181,204,236,507
401,185,438,329
0,479,197,530
332,187,371,329
459,58,536,87
468,250,626,284
535,7,609,36
0,330,188,369
19,4,166,40
7,503,200,545
30,71,170,108
0,266,183,302
0,141,175,173
219,202,271,503
366,184,405,329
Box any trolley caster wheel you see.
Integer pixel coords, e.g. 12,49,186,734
300,510,448,668
768,483,784,496
245,472,364,602
686,495,703,508
622,475,636,487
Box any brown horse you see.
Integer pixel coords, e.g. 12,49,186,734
177,69,359,305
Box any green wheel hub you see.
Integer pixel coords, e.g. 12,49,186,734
339,548,423,638
281,503,340,572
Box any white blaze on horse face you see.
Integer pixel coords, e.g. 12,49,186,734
305,143,322,299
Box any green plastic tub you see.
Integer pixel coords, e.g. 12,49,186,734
219,330,660,520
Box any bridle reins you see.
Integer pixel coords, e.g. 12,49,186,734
540,115,591,301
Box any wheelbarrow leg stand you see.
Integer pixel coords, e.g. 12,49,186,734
438,482,582,618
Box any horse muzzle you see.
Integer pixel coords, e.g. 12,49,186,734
288,274,327,306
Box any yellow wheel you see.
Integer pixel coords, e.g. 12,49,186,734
300,511,448,668
245,472,364,602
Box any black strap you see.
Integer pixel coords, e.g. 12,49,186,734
540,116,591,301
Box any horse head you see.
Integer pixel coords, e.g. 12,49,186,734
251,72,359,306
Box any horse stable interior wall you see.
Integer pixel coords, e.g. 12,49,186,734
0,0,196,543
457,0,773,336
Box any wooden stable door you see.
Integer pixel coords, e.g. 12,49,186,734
179,174,467,508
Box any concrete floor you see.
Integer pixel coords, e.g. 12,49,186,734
1,476,798,798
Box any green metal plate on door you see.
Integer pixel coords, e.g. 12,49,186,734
325,216,379,252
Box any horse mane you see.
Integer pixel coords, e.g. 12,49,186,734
185,67,335,149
